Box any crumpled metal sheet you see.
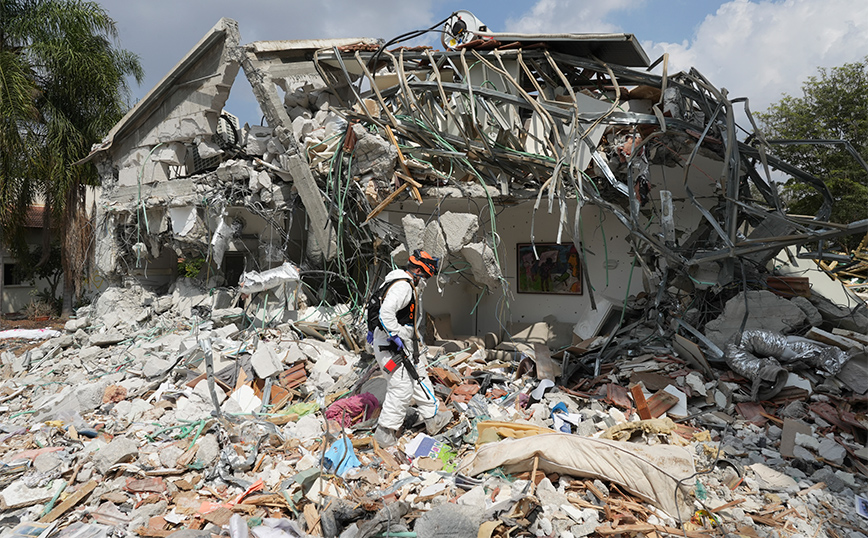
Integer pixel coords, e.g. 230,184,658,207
239,261,300,293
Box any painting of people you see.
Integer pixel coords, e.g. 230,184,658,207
517,243,582,295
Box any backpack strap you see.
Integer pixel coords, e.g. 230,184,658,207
375,276,414,333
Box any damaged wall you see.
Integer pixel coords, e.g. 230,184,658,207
80,16,867,356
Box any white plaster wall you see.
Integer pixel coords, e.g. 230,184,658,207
383,197,645,339
383,155,726,338
473,201,644,336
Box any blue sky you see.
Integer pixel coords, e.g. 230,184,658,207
99,0,867,127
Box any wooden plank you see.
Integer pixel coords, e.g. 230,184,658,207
710,498,745,513
385,125,422,203
595,523,714,537
265,413,299,426
797,482,826,496
132,527,173,538
631,384,651,420
806,327,865,352
394,169,423,188
364,183,408,224
749,514,781,527
40,480,97,523
304,502,322,536
831,329,868,346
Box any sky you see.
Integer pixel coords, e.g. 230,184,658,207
98,0,868,128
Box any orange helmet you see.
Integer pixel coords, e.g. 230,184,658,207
408,249,439,278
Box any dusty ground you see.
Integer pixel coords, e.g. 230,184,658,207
0,317,66,331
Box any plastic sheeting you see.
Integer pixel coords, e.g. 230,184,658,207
238,262,299,294
0,329,61,340
458,432,695,518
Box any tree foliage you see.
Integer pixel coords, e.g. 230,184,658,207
0,0,143,312
758,57,868,250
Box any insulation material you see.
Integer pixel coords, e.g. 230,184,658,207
458,433,695,518
239,262,300,293
210,215,233,269
725,342,788,402
725,330,852,400
785,335,851,375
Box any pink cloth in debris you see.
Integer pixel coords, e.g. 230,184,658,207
325,392,381,426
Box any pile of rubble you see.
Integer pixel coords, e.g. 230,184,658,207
4,11,868,538
1,278,866,538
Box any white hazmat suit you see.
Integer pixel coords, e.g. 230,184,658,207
372,269,438,431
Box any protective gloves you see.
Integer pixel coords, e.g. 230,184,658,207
387,334,405,351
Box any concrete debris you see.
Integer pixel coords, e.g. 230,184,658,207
706,291,809,348
2,9,867,538
1,288,866,538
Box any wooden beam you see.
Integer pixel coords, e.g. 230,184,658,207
364,183,408,224
385,125,422,202
40,480,97,523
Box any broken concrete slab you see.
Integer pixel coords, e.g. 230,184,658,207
439,212,479,252
402,214,425,254
835,351,868,394
250,343,283,379
460,241,503,291
94,436,139,474
705,291,808,347
780,418,813,459
817,438,847,465
749,463,799,493
89,331,126,347
0,479,66,510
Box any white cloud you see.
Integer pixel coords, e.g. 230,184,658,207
504,0,867,116
504,0,638,34
647,0,868,112
99,0,438,122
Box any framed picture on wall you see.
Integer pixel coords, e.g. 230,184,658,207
517,243,582,295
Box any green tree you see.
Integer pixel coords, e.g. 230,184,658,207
0,0,142,313
758,57,868,250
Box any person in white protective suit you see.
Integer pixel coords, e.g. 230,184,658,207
370,250,452,447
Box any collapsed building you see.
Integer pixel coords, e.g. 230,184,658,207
2,12,867,538
84,16,865,356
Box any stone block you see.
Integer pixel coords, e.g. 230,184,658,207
460,241,503,290
65,317,90,332
195,434,220,466
402,215,425,253
95,436,139,474
818,438,846,465
439,211,479,252
89,331,126,347
795,432,819,451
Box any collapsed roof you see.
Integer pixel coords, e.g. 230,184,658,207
86,16,867,347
